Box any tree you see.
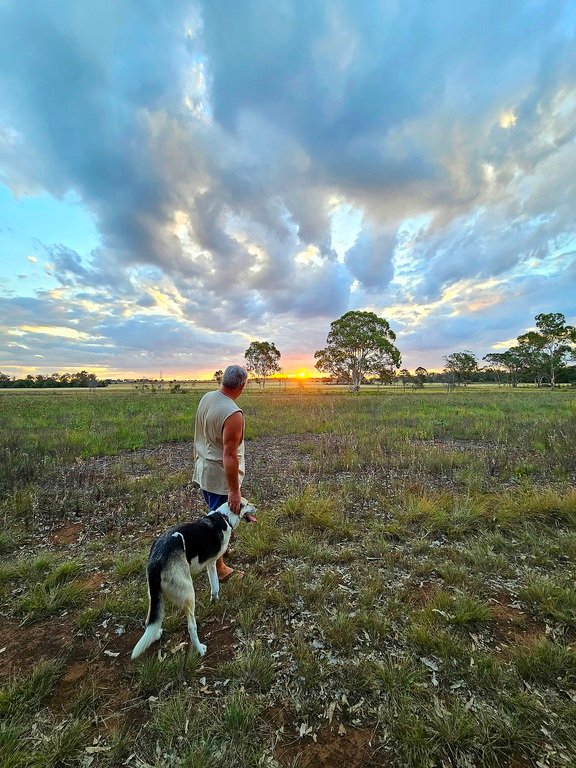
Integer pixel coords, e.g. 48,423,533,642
519,312,576,388
414,366,428,388
244,341,282,389
483,351,526,387
399,368,412,390
71,370,91,387
314,311,401,392
515,332,548,386
213,370,223,384
482,313,575,388
442,351,479,386
373,366,396,387
0,370,107,389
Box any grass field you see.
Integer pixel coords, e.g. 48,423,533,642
1,386,575,767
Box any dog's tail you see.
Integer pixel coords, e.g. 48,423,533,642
131,567,164,660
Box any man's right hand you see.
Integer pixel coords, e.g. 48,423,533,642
228,489,242,514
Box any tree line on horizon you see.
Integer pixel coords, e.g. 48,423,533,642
233,310,576,391
2,312,575,390
0,370,110,389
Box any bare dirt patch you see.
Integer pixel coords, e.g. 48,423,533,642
1,617,78,678
490,600,547,649
34,433,326,537
276,725,381,768
50,521,83,545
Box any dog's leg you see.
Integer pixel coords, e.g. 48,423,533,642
207,561,219,602
182,582,207,656
162,557,207,656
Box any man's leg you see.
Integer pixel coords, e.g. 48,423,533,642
201,490,237,581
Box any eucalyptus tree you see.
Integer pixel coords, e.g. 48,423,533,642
414,366,428,388
314,310,401,392
399,368,412,390
244,341,282,389
442,351,479,386
518,312,576,388
515,332,549,386
483,350,526,387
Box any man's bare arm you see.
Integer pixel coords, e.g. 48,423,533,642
222,411,243,513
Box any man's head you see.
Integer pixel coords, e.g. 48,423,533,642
221,365,248,391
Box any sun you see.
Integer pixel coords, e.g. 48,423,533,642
295,369,311,379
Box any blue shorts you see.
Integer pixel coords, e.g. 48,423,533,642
202,490,228,512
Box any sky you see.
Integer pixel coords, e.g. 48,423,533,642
1,0,575,380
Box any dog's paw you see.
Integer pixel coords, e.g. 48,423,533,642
197,643,207,656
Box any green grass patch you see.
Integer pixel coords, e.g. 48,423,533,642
220,642,275,693
517,575,576,627
511,639,576,685
0,659,64,719
112,552,148,579
16,580,89,624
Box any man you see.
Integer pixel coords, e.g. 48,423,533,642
193,364,248,581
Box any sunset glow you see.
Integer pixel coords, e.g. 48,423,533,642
271,368,317,379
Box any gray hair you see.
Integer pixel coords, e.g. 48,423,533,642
222,365,248,389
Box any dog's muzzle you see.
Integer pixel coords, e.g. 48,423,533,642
241,503,257,523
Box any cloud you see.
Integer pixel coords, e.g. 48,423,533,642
345,228,395,290
0,0,575,375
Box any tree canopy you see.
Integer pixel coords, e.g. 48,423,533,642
244,341,282,388
442,351,479,386
518,312,576,387
0,371,106,389
314,310,401,391
483,312,576,388
483,350,527,387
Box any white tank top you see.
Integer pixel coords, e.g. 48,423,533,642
192,390,245,494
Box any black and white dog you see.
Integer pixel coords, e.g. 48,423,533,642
131,499,257,660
